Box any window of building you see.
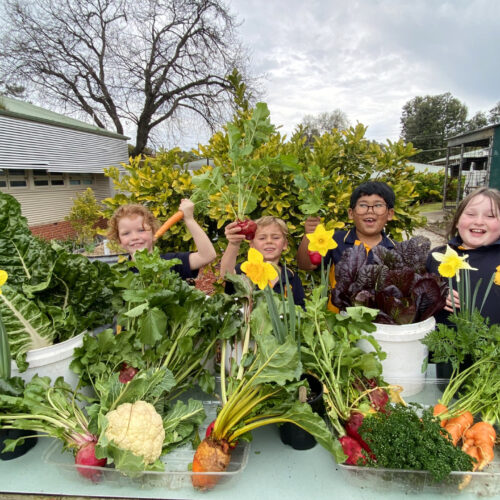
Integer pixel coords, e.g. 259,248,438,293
33,170,65,187
69,174,94,186
7,169,28,188
0,169,6,188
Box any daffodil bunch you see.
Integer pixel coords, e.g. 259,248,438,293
241,248,298,345
306,224,337,295
432,246,497,318
0,270,11,379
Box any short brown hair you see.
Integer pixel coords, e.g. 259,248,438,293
254,216,289,239
107,204,160,244
447,187,500,240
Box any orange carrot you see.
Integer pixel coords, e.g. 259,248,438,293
154,210,184,239
443,411,473,445
433,403,448,428
191,437,232,490
459,422,496,490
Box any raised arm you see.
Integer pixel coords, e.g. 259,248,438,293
219,221,246,279
179,199,217,270
297,216,321,270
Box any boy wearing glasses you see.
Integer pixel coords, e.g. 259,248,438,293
297,181,395,309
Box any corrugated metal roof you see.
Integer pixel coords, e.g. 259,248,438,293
0,96,129,140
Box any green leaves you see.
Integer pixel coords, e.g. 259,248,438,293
0,192,117,368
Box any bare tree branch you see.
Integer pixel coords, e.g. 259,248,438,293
0,0,254,154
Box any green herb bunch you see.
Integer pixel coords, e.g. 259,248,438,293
359,403,474,482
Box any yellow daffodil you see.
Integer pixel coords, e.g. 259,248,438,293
0,270,7,294
306,224,337,257
495,265,500,286
241,248,278,290
432,246,477,281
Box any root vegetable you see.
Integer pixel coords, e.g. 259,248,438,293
433,403,448,427
118,363,138,383
191,437,232,490
307,250,322,265
345,412,372,455
75,442,107,482
236,219,257,240
154,211,184,239
339,435,366,465
443,411,473,445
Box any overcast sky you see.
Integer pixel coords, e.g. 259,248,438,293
190,0,498,146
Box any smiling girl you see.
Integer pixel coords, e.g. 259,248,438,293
107,199,216,280
427,187,500,324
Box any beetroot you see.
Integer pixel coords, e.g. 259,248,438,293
119,363,138,383
236,219,257,240
345,412,372,455
75,442,107,482
308,250,322,265
339,435,366,465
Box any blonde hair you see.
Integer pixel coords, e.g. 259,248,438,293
107,204,160,244
447,187,500,240
254,216,289,239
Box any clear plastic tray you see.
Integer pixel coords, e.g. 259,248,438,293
337,377,500,496
42,401,250,491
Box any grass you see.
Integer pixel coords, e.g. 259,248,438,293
419,202,443,213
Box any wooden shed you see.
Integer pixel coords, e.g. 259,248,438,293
432,123,500,208
0,96,128,239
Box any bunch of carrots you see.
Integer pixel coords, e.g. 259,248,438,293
433,403,497,479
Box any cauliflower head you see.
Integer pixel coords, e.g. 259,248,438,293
105,401,165,464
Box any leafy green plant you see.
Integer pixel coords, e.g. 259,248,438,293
65,188,103,246
0,192,117,370
332,236,447,324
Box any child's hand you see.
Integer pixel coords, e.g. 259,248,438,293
179,199,194,221
225,221,246,247
444,289,460,312
305,216,321,234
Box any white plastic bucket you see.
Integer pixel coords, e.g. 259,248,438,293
358,316,435,396
11,332,86,389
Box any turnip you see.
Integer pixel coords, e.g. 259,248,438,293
75,441,107,482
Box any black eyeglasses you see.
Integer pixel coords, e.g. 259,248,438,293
354,202,388,215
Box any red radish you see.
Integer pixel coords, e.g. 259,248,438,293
345,412,372,455
236,219,257,240
75,442,107,482
119,363,138,383
339,435,366,465
308,250,322,265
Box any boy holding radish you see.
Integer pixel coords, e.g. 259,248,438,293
107,198,216,280
296,181,396,310
220,216,306,307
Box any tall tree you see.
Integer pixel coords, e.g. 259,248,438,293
465,111,488,132
488,102,500,124
0,0,250,155
298,109,350,144
400,93,468,163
